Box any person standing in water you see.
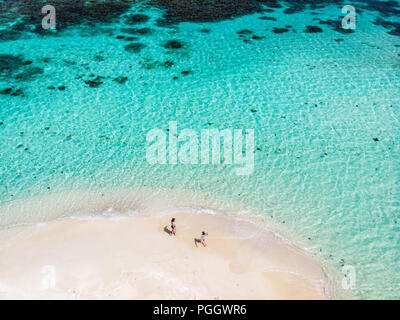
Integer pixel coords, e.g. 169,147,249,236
170,218,176,236
200,231,208,246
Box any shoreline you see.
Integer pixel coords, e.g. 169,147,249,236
0,188,342,299
0,212,330,299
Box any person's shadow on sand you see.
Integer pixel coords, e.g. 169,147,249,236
164,226,172,235
194,238,203,247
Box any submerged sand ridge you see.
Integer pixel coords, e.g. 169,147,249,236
0,211,329,299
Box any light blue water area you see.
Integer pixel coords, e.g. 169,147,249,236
0,1,399,298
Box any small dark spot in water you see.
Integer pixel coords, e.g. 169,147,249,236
373,137,380,142
0,88,13,95
181,70,192,75
15,67,44,81
200,28,211,33
124,36,138,41
124,14,150,25
252,35,264,40
0,87,24,97
335,38,344,42
164,60,174,68
0,122,3,125
304,25,323,33
116,35,125,39
163,40,184,49
121,27,153,35
273,27,289,34
58,86,66,91
84,76,104,88
42,57,51,63
44,127,50,130
237,29,253,35
125,42,146,53
93,54,104,62
319,19,354,34
251,109,257,113
113,76,128,84
173,76,178,80
22,60,33,66
17,144,23,149
258,16,276,21
47,86,56,90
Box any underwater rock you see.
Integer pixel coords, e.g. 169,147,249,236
318,19,354,34
14,67,44,81
124,14,150,25
121,27,154,35
273,27,289,34
258,16,277,21
125,42,146,53
163,40,184,49
304,25,323,33
163,60,174,68
84,76,104,88
0,54,26,77
152,0,263,24
113,76,128,84
0,87,24,97
237,29,253,35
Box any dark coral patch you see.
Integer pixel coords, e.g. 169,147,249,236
258,16,277,21
273,27,289,34
0,87,24,97
124,14,150,25
237,29,253,35
258,0,282,9
14,0,133,32
163,40,184,49
15,67,44,81
318,19,354,34
84,76,104,88
374,18,400,37
113,76,128,84
304,25,323,33
0,54,26,77
125,42,146,53
121,27,154,35
151,0,263,24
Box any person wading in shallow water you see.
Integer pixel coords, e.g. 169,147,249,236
170,218,176,236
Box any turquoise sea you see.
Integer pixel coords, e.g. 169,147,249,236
0,0,399,299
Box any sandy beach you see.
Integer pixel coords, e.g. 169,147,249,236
0,211,329,299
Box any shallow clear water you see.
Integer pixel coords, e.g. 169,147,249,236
0,1,399,299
